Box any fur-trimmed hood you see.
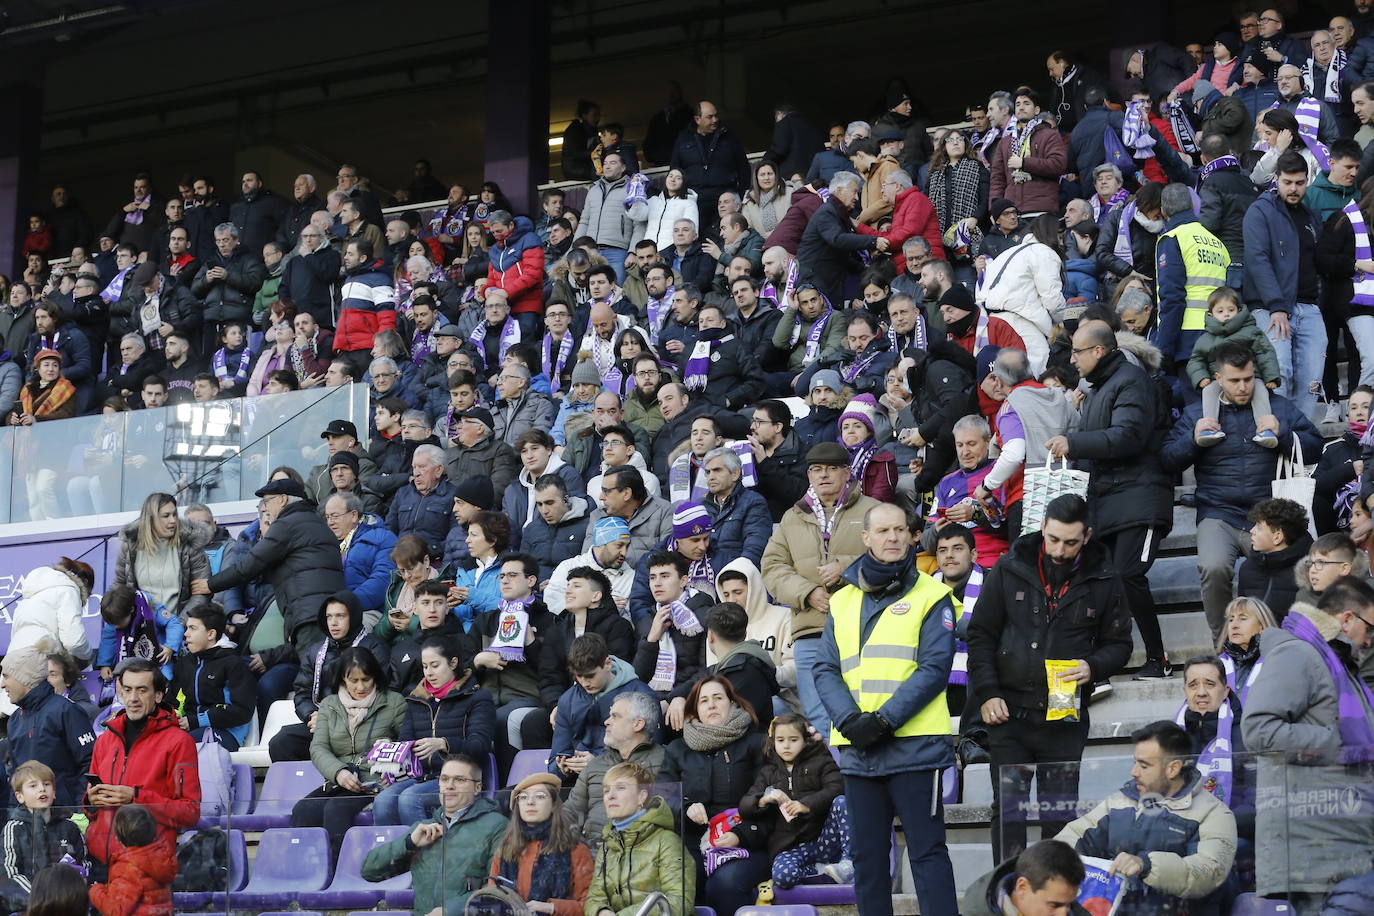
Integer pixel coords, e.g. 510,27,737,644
1117,330,1163,371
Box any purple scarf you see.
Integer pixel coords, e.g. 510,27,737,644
1344,199,1374,307
213,345,252,383
123,199,147,226
840,345,883,385
1113,201,1138,267
1090,188,1130,222
116,591,161,665
788,302,834,366
1198,154,1240,184
1292,97,1332,170
411,327,437,366
469,316,521,367
1283,611,1374,763
803,480,855,561
1174,698,1236,804
683,336,714,391
935,565,983,687
542,332,574,394
646,286,675,346
649,594,704,691
1121,99,1156,160
843,438,877,484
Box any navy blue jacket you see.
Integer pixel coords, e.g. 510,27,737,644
341,516,398,612
670,126,751,195
5,682,95,808
398,676,496,776
501,463,586,550
813,557,956,777
1242,190,1323,316
384,479,456,554
703,483,772,568
805,148,851,186
1068,107,1191,186
23,324,96,411
1160,391,1323,530
170,645,258,746
521,495,593,580
1154,212,1214,364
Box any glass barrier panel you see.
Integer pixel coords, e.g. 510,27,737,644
10,413,120,522
0,426,15,524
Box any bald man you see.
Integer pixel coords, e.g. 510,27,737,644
1275,63,1341,143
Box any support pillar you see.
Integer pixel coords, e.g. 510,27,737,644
484,0,551,216
0,82,43,276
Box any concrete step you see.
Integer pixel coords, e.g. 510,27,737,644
1085,673,1184,738
1159,505,1197,552
1146,554,1203,608
1130,610,1213,668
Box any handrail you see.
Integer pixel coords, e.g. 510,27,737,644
631,891,674,916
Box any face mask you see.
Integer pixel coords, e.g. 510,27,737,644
945,311,974,337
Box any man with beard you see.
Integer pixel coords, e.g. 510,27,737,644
545,516,636,615
623,353,667,442
183,175,231,260
747,399,807,522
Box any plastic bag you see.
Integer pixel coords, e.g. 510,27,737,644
1045,659,1080,723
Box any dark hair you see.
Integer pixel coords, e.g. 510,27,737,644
471,510,512,553
934,525,977,551
717,569,748,587
45,652,81,689
1015,839,1086,893
114,803,158,848
1131,720,1193,759
99,584,137,626
26,864,90,916
332,359,362,382
420,634,472,674
328,646,388,692
414,579,451,600
764,711,821,764
540,188,565,204
1319,576,1374,617
1083,84,1107,108
1182,654,1227,683
533,473,568,496
575,98,599,118
346,238,374,261
1212,340,1256,371
55,557,94,593
586,264,617,286
377,396,408,417
648,550,689,577
114,657,167,699
684,673,758,726
1247,497,1310,545
186,604,226,641
514,428,555,452
1043,494,1089,528
267,369,300,390
498,552,539,580
565,566,612,604
447,369,477,390
847,137,881,159
1014,86,1042,108
193,372,218,388
600,423,637,449
615,327,651,360
705,602,748,642
1274,149,1310,177
604,466,647,502
505,341,539,370
567,632,610,675
1331,138,1363,163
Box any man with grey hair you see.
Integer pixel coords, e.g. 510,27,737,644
367,357,419,410
1156,182,1230,401
2,639,96,808
857,168,943,264
1275,63,1341,143
385,443,456,551
581,151,633,282
892,235,935,305
701,444,773,568
325,490,397,616
491,362,553,447
976,92,1014,166
807,120,871,185
278,172,323,248
798,171,889,306
922,413,1006,560
192,221,266,353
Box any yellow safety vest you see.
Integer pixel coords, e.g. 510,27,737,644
828,573,953,746
1157,221,1229,331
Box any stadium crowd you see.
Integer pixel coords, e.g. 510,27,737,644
14,6,1374,915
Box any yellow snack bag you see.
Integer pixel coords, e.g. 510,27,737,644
1045,659,1080,723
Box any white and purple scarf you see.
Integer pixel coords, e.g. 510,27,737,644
429,203,470,238
1173,697,1236,805
888,311,928,354
788,299,834,366
977,121,1013,165
469,315,521,368
649,593,704,692
646,286,675,346
1121,100,1157,160
123,198,148,226
411,327,437,366
624,173,649,209
840,345,884,385
935,565,983,687
683,336,716,391
101,266,132,305
1291,97,1332,170
1198,154,1240,185
1345,199,1374,307
213,346,252,383
542,332,575,394
1284,611,1374,763
802,480,855,560
1090,188,1130,223
1166,98,1199,156
843,438,877,485
1303,50,1346,103
489,596,535,662
312,630,366,702
365,740,423,786
1113,201,1139,267
761,257,799,305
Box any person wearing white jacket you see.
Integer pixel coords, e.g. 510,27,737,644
629,168,699,250
978,215,1065,375
8,560,95,666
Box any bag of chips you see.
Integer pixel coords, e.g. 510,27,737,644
1045,659,1080,723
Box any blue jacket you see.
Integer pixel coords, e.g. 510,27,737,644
384,479,456,554
6,682,95,808
522,495,593,580
551,397,594,447
1323,870,1374,915
1063,257,1100,301
703,483,772,569
1154,212,1211,364
342,516,398,612
170,645,257,745
451,560,502,631
97,598,185,682
806,148,851,186
549,657,656,770
1160,392,1323,530
813,557,956,777
1068,107,1191,186
1242,189,1322,316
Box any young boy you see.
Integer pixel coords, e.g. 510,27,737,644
1297,532,1365,606
212,322,253,398
97,585,184,683
634,551,711,699
169,605,258,750
438,370,480,444
1238,497,1313,620
1187,287,1282,446
550,633,654,778
666,601,777,731
551,358,602,446
0,761,87,914
587,761,694,916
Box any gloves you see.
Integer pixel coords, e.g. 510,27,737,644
837,711,893,751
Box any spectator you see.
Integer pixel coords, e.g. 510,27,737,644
9,558,94,667
169,605,256,749
742,160,795,239
282,224,342,330
855,169,945,266
666,601,777,733
1186,287,1282,420
670,100,751,234
190,222,266,354
566,690,673,849
923,415,1009,568
1057,721,1237,914
484,771,593,913
0,760,87,914
977,215,1064,374
229,170,287,252
582,466,674,565
111,492,210,626
544,520,635,616
988,88,1067,217
835,393,898,502
797,171,887,306
325,491,396,613
491,365,554,449
502,428,585,538
584,760,695,916
335,238,397,369
87,804,177,916
386,444,456,553
680,302,761,410
1238,497,1313,619
44,653,99,724
963,839,1087,916
523,475,593,581
103,173,163,255
484,210,546,339
86,658,200,870
561,99,601,181
2,642,95,811
550,632,655,777
450,510,509,630
443,406,520,499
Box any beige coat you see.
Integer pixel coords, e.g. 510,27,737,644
858,155,901,226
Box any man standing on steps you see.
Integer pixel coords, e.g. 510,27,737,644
1046,320,1174,679
813,501,960,916
967,494,1134,864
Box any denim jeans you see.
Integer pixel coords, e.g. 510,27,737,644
792,636,830,738
370,778,438,826
1253,303,1327,420
598,246,628,284
1347,315,1374,387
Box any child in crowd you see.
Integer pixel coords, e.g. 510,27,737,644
1238,497,1313,620
550,358,602,444
0,761,87,915
211,322,253,398
97,585,183,683
169,605,258,750
586,761,695,916
88,804,177,916
738,713,851,890
1186,287,1281,447
550,633,655,778
634,551,711,700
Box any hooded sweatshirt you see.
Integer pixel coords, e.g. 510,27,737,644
713,558,795,695
986,381,1078,504
550,656,656,767
290,589,392,721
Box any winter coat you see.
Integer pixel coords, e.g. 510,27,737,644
281,244,342,329
761,482,880,639
292,590,392,720
443,435,519,499
170,645,257,745
742,186,794,239
22,324,96,410
112,518,213,617
581,491,675,568
340,517,397,611
502,457,586,545
967,534,1134,714
207,500,345,647
9,564,93,664
738,740,843,855
566,740,678,847
767,305,848,373
89,835,178,916
1323,871,1374,915
667,242,716,292
538,599,637,706
486,216,545,316
229,189,287,252
5,681,94,809
631,191,700,251
989,120,1067,215
385,479,457,553
1237,536,1311,620
1069,347,1173,536
452,559,502,629
765,185,827,255
1241,603,1374,895
523,495,593,580
388,617,478,694
335,261,397,353
400,675,496,775
582,176,634,250
0,810,86,910
1316,433,1363,534
622,389,666,443
1316,207,1374,322
486,841,594,916
491,390,555,448
1094,205,1161,282
86,707,199,865
191,247,268,327
753,431,808,522
670,127,751,195
766,112,824,180
1161,392,1323,530
670,639,778,731
855,186,946,267
551,657,656,764
667,731,765,842
797,195,881,305
963,858,1091,916
362,793,506,916
978,238,1061,347
1185,306,1282,387
1057,767,1236,915
1197,163,1258,266
795,332,897,398
675,325,761,410
310,686,406,788
586,797,695,916
1243,190,1323,316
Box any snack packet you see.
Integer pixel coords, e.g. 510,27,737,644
1045,659,1080,723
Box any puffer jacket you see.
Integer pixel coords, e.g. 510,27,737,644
1236,534,1311,620
310,686,406,789
702,482,775,569
1323,871,1374,915
291,590,392,721
335,261,397,352
566,740,678,847
442,435,519,498
1094,205,1161,282
340,516,398,611
738,739,843,855
399,674,496,776
1057,767,1236,915
1197,162,1258,266
551,657,656,765
1184,305,1283,387
538,597,637,706
112,518,213,617
794,332,897,398
586,797,695,916
88,834,178,916
9,564,93,663
523,494,593,580
582,176,634,249
362,794,506,916
978,237,1060,344
760,482,880,639
630,190,699,250
6,681,95,808
667,731,765,843
486,216,545,316
191,247,268,326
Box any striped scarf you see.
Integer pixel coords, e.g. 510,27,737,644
1290,97,1332,170
935,565,983,686
1344,199,1374,307
928,159,985,232
1121,100,1156,159
1167,98,1199,155
1303,51,1346,103
1113,202,1139,267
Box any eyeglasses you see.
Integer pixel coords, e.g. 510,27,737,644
324,511,356,521
749,417,778,427
441,776,480,785
1071,346,1102,356
602,440,629,448
635,368,660,377
1258,15,1279,23
514,791,553,803
1310,559,1353,570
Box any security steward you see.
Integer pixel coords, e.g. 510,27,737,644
1155,181,1230,402
813,501,960,916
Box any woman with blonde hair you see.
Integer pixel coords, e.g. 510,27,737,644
486,772,593,914
112,492,211,620
1216,596,1277,690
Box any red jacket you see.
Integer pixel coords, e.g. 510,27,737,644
764,185,826,255
860,451,899,503
485,216,546,315
856,186,946,271
948,308,1027,356
86,708,200,865
89,835,178,916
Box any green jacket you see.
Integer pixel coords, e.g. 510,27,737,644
372,564,457,644
622,388,666,443
586,797,696,916
1185,305,1283,387
310,688,406,789
251,264,285,328
770,305,848,372
361,795,507,916
1303,172,1359,223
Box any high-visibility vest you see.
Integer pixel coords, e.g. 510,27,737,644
828,573,953,746
1157,220,1229,331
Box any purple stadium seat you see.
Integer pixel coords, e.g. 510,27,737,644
232,827,332,909
229,760,322,830
696,909,716,916
505,748,551,787
197,762,254,828
299,825,411,910
735,908,817,916
1231,895,1292,914
384,889,416,909
482,752,498,796
171,828,247,911
772,829,897,906
942,766,958,804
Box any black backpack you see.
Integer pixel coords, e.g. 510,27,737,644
173,828,228,892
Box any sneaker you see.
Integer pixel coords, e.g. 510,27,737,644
1089,682,1114,705
1195,428,1226,446
1323,400,1343,425
819,859,855,885
1252,431,1279,448
1133,658,1173,680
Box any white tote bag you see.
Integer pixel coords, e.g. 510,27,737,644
1020,453,1091,537
1272,436,1317,538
